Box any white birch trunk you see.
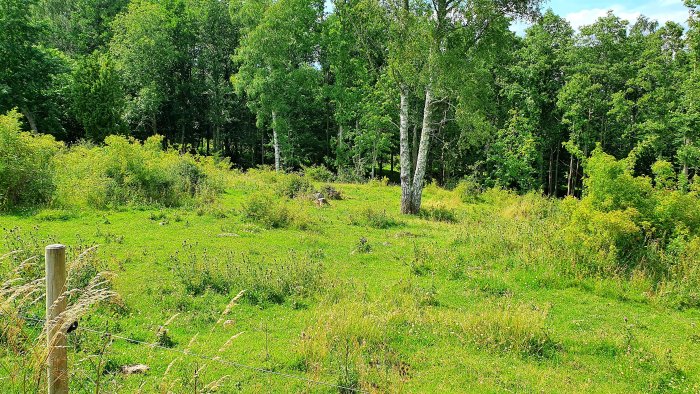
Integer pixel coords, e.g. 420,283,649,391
410,87,434,213
272,110,281,172
399,88,413,214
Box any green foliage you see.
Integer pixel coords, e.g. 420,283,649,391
0,110,62,210
274,173,312,199
483,111,540,191
320,184,343,200
302,165,334,182
454,178,483,203
241,192,293,229
54,135,226,208
651,160,676,190
566,148,700,277
69,52,125,141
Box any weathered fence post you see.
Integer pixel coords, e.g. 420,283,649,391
45,244,68,394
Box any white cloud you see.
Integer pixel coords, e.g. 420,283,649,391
563,1,689,30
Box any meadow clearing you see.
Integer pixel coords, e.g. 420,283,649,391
2,166,699,393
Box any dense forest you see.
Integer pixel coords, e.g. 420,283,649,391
2,0,700,200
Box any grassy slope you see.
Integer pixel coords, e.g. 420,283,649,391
1,179,699,393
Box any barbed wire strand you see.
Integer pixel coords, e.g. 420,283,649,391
3,312,367,393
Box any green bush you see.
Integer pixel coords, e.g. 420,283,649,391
660,237,700,309
0,110,62,210
275,173,312,199
54,135,227,208
303,165,334,182
241,192,293,228
566,147,700,276
320,184,342,200
454,178,483,203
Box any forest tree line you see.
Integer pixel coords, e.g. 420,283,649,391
2,0,700,200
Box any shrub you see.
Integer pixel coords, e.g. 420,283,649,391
565,147,700,277
320,184,342,200
583,147,654,218
454,177,483,204
275,173,312,199
54,135,227,208
0,110,62,210
241,192,292,229
652,160,677,190
660,237,700,309
303,165,334,182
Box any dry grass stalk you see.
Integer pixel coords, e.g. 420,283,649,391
0,247,118,392
213,290,245,329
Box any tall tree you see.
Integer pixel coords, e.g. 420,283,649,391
389,0,542,214
0,0,68,134
35,0,128,56
232,0,323,172
69,52,125,141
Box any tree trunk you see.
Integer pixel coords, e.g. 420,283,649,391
390,151,395,173
151,113,157,135
21,107,38,132
573,158,580,197
683,137,690,178
411,124,418,174
272,111,281,172
410,87,433,213
567,154,574,197
554,146,560,197
547,149,554,196
399,88,413,214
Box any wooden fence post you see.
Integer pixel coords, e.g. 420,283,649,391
45,244,68,394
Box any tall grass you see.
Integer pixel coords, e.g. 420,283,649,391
0,244,116,393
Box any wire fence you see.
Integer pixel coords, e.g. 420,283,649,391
2,311,366,393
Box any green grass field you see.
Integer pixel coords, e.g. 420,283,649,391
1,174,699,393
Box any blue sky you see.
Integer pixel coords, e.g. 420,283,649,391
521,0,690,31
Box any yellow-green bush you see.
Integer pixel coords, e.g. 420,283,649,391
659,237,700,309
241,191,314,230
54,135,227,208
0,110,62,210
565,147,700,281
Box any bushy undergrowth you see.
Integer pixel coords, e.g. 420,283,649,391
0,110,62,211
564,148,700,282
458,148,700,309
274,173,313,199
0,111,229,211
55,135,227,208
303,164,334,182
241,191,314,229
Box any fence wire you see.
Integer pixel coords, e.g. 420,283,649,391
2,311,366,393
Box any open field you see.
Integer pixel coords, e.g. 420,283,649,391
1,172,699,393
